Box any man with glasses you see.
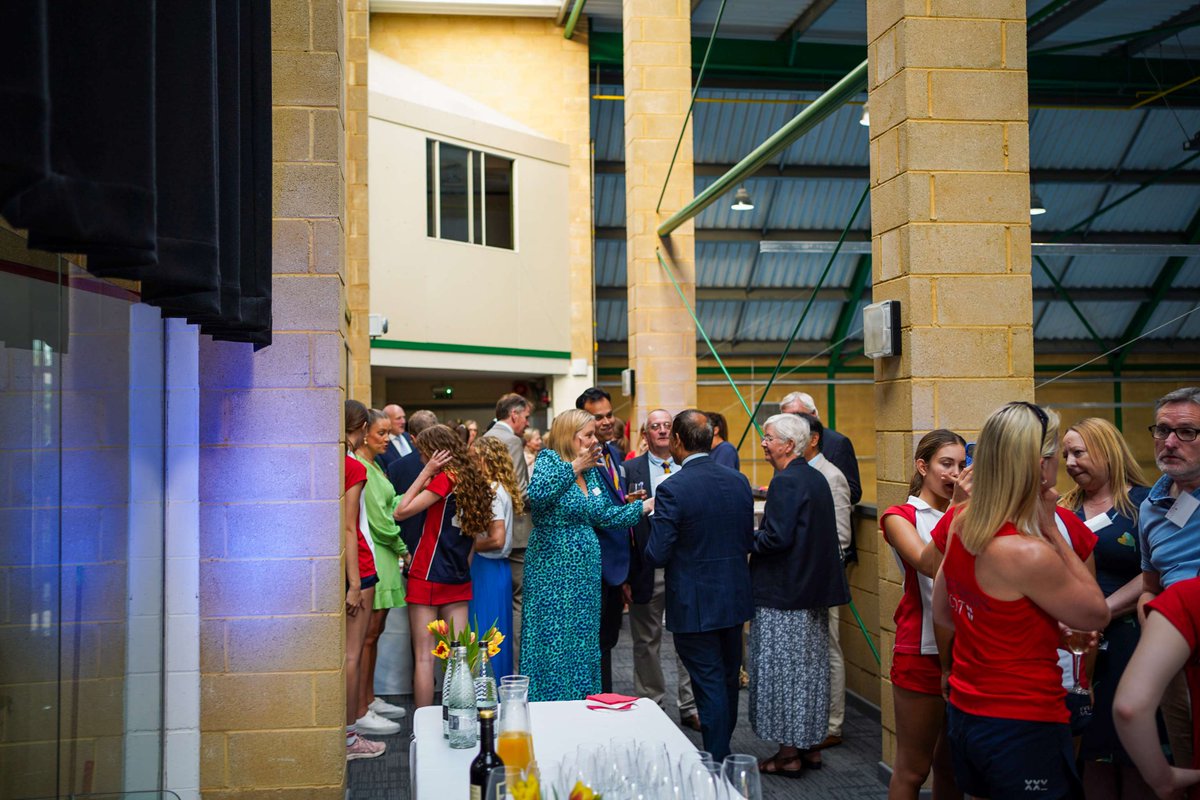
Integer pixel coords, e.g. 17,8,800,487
625,409,698,731
1138,386,1200,770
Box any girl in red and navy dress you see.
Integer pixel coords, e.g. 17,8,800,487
932,402,1109,800
394,424,495,709
881,429,966,800
1116,576,1200,799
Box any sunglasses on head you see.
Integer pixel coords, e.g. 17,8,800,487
1005,401,1049,444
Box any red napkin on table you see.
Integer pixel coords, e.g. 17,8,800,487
585,693,639,711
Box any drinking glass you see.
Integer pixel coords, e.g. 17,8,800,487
684,761,723,800
1064,628,1091,696
486,765,518,800
722,754,762,800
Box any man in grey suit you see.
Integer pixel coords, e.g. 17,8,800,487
482,393,532,662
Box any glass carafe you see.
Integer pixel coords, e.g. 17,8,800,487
495,682,535,771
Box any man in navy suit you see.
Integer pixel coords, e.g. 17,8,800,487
376,403,415,473
646,409,754,761
577,387,632,693
626,409,698,730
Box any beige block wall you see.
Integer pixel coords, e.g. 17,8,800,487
199,1,350,796
347,0,372,403
623,0,698,426
370,14,595,373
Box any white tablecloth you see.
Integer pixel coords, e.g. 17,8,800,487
411,699,698,799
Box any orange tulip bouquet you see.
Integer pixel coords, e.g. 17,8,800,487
427,617,504,669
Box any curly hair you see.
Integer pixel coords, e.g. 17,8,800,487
472,436,525,516
414,424,494,536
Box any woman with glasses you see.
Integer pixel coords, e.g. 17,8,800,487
1060,418,1158,800
751,413,849,777
932,402,1110,800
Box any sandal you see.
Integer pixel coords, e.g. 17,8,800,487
797,749,823,770
758,753,805,779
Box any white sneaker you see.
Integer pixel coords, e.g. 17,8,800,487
355,709,401,735
369,697,408,719
347,735,386,760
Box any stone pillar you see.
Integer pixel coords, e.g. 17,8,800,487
198,1,348,796
867,0,1033,769
623,0,697,429
346,0,372,403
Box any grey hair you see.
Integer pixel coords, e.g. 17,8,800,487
764,413,810,457
1156,387,1200,413
779,391,817,415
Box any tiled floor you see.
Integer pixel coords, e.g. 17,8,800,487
348,620,888,799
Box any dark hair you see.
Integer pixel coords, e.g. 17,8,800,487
494,393,530,422
796,412,823,451
672,409,713,453
575,387,612,409
705,411,728,439
345,399,368,434
408,409,439,437
908,429,967,496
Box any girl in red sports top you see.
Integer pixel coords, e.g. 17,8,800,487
881,429,966,800
932,402,1109,800
393,424,495,710
1115,576,1200,800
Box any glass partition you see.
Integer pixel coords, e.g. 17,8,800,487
0,226,166,798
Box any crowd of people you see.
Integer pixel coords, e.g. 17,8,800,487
339,382,1200,800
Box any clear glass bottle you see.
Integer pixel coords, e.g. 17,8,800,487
442,645,458,739
474,645,498,716
447,645,478,749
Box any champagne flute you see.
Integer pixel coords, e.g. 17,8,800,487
722,754,762,800
1064,628,1091,696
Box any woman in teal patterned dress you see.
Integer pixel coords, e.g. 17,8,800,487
520,408,652,701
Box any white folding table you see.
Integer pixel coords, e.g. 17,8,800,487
410,698,698,799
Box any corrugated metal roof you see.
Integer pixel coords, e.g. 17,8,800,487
594,172,625,227
1176,257,1200,288
595,299,627,341
697,241,757,287
1035,301,1138,339
1120,109,1200,170
694,176,870,230
737,300,841,340
590,86,623,162
752,251,858,289
1084,184,1200,232
1030,108,1141,170
1143,300,1200,339
1032,254,1175,289
691,0,809,40
1032,0,1189,53
693,91,814,163
595,239,625,286
696,300,742,340
800,0,866,45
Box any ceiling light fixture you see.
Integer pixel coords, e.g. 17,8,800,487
1030,190,1047,216
859,104,870,127
731,186,754,211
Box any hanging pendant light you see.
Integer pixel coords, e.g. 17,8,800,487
1030,189,1047,216
731,186,754,211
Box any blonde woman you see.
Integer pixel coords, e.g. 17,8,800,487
469,435,525,679
1059,418,1156,799
523,427,542,472
932,402,1110,799
519,408,653,701
395,424,494,708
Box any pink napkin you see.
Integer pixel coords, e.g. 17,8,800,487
585,693,639,711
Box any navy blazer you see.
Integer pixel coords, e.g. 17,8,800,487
645,455,755,634
751,457,850,611
386,449,426,554
822,428,861,506
376,431,414,473
594,439,631,587
624,453,655,604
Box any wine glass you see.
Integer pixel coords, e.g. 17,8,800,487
722,754,762,800
1064,628,1091,695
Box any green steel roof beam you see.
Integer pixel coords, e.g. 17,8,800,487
1027,0,1113,45
657,60,867,238
827,254,872,372
563,0,586,40
1030,18,1200,55
1110,2,1200,57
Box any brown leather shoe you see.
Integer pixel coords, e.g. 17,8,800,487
812,734,842,750
680,713,702,731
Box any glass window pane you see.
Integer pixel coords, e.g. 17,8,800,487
472,150,483,245
438,143,470,243
484,155,513,250
426,140,436,237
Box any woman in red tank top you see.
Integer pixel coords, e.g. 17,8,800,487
881,429,966,800
932,402,1109,800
